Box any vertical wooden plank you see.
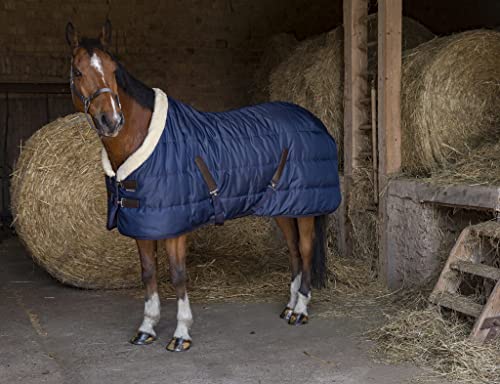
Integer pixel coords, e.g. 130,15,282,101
0,94,8,226
7,94,49,168
343,0,369,258
371,86,378,204
377,0,402,287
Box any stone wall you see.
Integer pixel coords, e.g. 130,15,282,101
384,179,495,288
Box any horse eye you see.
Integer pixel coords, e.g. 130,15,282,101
73,68,82,77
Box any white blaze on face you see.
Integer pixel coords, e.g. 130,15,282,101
90,53,105,78
90,53,121,122
294,291,311,316
139,292,160,336
173,294,193,340
287,272,302,309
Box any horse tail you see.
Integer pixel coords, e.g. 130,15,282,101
311,214,328,289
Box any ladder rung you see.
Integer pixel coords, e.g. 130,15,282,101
430,292,483,318
359,124,372,131
470,221,500,239
367,41,377,47
359,97,371,105
450,261,500,281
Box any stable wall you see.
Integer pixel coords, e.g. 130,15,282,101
0,0,341,111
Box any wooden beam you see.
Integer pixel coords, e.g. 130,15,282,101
377,0,402,178
343,0,369,258
388,179,500,213
377,0,402,286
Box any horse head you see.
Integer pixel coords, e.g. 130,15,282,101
66,20,124,137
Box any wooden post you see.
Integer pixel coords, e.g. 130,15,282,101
377,0,402,287
343,0,369,258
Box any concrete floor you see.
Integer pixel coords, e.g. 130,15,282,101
1,237,426,384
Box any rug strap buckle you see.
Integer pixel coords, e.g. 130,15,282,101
194,156,225,225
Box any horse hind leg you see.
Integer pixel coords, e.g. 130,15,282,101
289,216,316,326
275,217,301,321
130,239,160,345
165,235,193,352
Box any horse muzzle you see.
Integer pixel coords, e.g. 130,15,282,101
95,112,125,137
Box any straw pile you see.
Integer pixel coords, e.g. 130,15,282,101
402,30,500,174
11,114,286,289
368,292,500,384
268,15,435,162
424,141,500,186
155,222,380,303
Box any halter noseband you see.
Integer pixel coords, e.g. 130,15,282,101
70,71,122,130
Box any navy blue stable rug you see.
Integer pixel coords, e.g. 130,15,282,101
103,89,341,239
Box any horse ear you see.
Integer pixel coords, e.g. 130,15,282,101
65,22,79,49
99,19,112,47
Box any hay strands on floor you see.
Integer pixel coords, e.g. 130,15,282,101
368,298,500,384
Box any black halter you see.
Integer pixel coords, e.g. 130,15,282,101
70,71,122,130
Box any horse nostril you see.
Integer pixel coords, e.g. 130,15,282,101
100,114,110,128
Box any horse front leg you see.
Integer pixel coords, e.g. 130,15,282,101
130,239,160,345
164,235,193,352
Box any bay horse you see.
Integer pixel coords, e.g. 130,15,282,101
65,21,341,352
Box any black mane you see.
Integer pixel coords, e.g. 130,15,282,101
78,38,155,111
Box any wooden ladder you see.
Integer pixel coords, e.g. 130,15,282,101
429,221,500,342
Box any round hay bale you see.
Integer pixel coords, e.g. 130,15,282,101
11,114,285,289
269,28,344,166
269,15,435,167
401,30,500,173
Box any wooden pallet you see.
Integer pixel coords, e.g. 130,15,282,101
429,221,500,343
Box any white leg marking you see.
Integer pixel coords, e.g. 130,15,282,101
294,291,311,315
139,292,160,336
173,294,193,340
287,273,302,309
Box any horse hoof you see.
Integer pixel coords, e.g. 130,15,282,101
166,337,192,352
130,332,156,345
288,313,309,326
280,307,293,321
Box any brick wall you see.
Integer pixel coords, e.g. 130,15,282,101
0,0,341,111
